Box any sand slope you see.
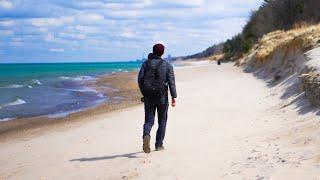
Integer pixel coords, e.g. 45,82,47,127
1,63,319,180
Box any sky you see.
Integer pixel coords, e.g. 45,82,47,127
0,0,263,63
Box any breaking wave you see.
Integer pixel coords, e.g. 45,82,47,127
0,79,42,89
59,75,96,81
0,84,24,89
0,98,27,110
31,79,42,85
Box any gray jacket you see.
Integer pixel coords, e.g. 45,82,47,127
138,57,177,104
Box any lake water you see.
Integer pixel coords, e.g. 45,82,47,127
0,62,142,121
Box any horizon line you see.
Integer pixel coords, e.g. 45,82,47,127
0,60,144,64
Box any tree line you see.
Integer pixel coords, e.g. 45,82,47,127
223,0,320,60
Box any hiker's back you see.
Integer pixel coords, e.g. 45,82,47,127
141,58,171,99
138,46,177,105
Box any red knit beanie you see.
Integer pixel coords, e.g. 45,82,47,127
153,44,165,57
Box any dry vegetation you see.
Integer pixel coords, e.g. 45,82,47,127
254,23,320,62
223,0,320,60
208,53,224,61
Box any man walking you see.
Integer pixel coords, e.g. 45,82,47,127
138,43,177,153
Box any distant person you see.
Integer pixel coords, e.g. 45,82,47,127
217,60,221,65
138,43,177,153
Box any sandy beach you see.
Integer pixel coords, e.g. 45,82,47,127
1,62,320,179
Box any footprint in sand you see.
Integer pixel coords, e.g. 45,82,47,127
121,172,139,180
140,158,151,164
256,176,264,180
120,168,140,180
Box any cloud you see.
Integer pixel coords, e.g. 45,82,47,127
0,0,263,62
7,37,23,47
121,29,136,38
157,0,205,7
0,0,13,9
29,16,74,27
59,32,87,40
0,29,13,35
28,13,106,28
44,33,55,42
76,13,105,24
49,48,64,52
0,19,15,26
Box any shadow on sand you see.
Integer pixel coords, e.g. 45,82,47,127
70,151,144,162
244,67,320,116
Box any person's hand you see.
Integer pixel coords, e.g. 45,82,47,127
171,98,176,107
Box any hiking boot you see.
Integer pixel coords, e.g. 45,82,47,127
143,135,151,154
155,145,165,151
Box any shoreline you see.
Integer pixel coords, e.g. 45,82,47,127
0,60,216,142
0,59,217,142
0,71,142,142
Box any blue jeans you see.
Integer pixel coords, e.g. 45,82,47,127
143,101,169,147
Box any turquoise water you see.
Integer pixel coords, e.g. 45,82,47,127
0,62,142,121
0,62,141,86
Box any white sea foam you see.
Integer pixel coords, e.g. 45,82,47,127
62,86,99,93
59,76,72,80
113,96,125,100
0,98,26,110
0,79,42,89
0,118,14,122
0,84,24,89
77,76,96,81
31,79,42,85
97,93,105,98
7,98,26,106
78,87,98,93
60,75,96,81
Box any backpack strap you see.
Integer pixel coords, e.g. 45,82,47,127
145,59,152,69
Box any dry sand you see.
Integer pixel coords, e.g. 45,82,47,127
1,62,319,180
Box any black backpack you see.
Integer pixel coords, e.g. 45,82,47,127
142,59,166,98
